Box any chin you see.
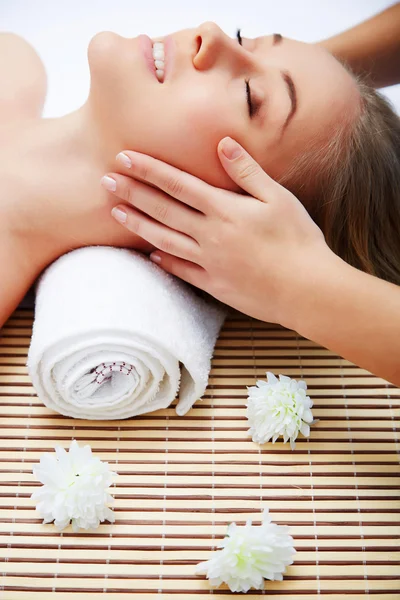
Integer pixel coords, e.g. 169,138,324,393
87,31,127,75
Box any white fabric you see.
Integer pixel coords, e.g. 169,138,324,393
27,246,226,420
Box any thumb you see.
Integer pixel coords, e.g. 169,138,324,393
218,137,276,201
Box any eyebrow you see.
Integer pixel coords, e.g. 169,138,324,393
281,71,297,131
271,33,298,132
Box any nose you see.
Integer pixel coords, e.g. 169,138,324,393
193,21,253,72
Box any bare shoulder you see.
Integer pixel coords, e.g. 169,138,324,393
0,33,47,122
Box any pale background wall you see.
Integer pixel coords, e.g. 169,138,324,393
2,0,400,117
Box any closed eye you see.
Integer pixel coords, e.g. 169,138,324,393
236,28,255,118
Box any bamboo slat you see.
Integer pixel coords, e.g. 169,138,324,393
0,307,399,598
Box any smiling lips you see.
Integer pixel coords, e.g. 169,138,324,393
152,42,165,82
138,34,164,83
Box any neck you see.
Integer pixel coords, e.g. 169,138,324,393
5,101,114,208
2,101,142,260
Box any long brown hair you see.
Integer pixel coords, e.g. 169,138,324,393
280,78,400,286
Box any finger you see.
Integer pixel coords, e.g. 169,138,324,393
101,173,204,239
111,205,202,264
114,151,223,215
217,137,276,202
150,251,209,290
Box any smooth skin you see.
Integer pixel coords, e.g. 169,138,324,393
0,22,361,328
0,34,48,329
107,5,400,386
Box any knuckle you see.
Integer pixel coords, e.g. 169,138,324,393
238,161,260,181
164,176,184,198
208,233,222,248
215,203,233,224
126,182,136,206
136,162,150,182
129,216,141,236
154,202,169,223
187,241,201,261
160,237,174,254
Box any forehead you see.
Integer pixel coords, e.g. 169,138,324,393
262,36,359,134
256,35,359,123
245,35,361,178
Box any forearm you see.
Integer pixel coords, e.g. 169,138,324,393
318,3,400,88
285,249,400,386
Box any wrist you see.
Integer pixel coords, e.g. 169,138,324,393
277,244,348,334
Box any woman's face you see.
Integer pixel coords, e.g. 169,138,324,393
87,22,360,191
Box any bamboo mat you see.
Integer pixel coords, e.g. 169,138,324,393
0,307,399,599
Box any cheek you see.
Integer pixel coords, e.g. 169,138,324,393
89,49,243,193
155,89,242,191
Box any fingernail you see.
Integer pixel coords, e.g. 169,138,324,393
116,152,132,168
111,207,127,224
101,175,117,192
150,253,161,263
221,137,242,160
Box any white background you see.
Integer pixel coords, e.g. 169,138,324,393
2,0,399,117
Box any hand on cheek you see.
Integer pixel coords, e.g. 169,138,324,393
101,139,332,327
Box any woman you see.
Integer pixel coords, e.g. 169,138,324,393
2,23,361,239
1,20,399,371
102,7,400,385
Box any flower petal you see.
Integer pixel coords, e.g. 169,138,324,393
246,372,314,450
31,440,118,532
196,509,295,592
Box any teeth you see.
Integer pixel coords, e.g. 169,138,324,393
153,49,164,60
152,41,165,83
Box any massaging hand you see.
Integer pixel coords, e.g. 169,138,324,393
104,137,333,327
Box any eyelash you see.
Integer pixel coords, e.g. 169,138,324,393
236,28,254,118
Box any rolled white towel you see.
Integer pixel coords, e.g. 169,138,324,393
27,247,226,420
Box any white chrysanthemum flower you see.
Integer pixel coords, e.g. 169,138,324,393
196,508,296,593
246,372,314,450
31,439,117,532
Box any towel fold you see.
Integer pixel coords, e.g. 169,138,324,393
27,247,226,420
